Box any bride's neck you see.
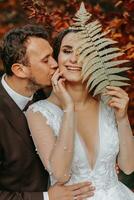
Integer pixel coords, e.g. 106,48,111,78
49,82,94,109
66,82,90,106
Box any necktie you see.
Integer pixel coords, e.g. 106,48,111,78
23,100,33,112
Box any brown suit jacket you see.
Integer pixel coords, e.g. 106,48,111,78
0,192,43,200
0,81,49,199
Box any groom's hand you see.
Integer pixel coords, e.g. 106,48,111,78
48,182,95,200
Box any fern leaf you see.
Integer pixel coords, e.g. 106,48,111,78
105,60,129,68
70,2,130,99
82,57,101,73
79,50,98,63
109,75,129,81
107,67,130,74
110,81,130,87
86,23,102,34
99,48,120,57
86,68,105,86
95,38,117,47
88,20,101,30
99,31,110,37
96,41,118,51
82,62,102,76
102,52,124,62
89,74,108,91
92,31,110,41
79,46,95,56
90,28,102,38
93,80,109,96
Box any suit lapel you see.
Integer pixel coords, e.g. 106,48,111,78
0,81,34,152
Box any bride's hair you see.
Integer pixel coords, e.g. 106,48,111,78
53,28,77,62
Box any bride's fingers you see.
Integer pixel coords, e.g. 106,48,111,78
51,68,61,81
103,86,128,98
52,77,65,92
108,101,126,109
52,73,63,85
58,78,66,89
108,96,128,108
52,72,62,83
52,68,59,78
103,90,128,100
108,97,123,104
52,73,63,90
106,86,126,93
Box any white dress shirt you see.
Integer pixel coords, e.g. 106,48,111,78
1,74,33,110
1,74,49,200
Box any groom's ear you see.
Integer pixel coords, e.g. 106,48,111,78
11,63,29,78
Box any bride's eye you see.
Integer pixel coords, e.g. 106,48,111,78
63,49,72,54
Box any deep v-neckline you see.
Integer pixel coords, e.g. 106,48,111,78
44,99,102,173
77,101,102,173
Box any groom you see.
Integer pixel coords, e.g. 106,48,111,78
0,25,95,200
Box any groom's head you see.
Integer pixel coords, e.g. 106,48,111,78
0,24,58,90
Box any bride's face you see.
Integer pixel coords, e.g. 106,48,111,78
58,32,82,83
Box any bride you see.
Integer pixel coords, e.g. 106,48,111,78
26,28,134,199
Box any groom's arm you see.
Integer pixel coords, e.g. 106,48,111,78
0,192,43,200
48,182,95,200
0,182,95,200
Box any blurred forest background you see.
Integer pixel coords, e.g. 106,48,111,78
0,0,134,190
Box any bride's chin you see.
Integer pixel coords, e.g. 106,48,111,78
65,78,83,86
63,74,82,82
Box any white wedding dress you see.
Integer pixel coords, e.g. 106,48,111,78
29,99,134,200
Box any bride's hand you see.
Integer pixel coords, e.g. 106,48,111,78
51,69,74,110
104,86,129,122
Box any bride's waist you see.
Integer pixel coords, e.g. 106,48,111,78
91,175,118,190
69,172,119,190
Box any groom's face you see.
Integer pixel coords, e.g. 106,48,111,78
24,36,58,89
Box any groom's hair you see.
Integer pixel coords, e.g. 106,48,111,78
0,24,49,76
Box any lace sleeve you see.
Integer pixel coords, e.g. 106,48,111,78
26,100,75,184
25,107,57,175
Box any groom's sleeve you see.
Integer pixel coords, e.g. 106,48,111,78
0,192,44,200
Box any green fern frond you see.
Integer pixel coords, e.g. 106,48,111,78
87,68,105,83
106,67,130,74
89,74,107,91
110,81,130,87
93,80,109,96
95,38,118,47
104,60,129,68
82,63,102,77
101,52,124,62
90,74,129,92
109,75,129,81
70,2,130,101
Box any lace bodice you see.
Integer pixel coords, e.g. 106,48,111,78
29,100,134,200
28,100,134,199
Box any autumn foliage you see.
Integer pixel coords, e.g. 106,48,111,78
0,0,134,131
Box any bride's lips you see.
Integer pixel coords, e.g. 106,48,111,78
66,66,82,71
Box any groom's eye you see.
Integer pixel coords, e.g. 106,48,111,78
41,55,50,63
42,58,48,63
44,59,48,63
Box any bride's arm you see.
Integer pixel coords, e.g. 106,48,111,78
104,86,134,174
26,70,75,183
117,116,134,174
26,106,75,183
